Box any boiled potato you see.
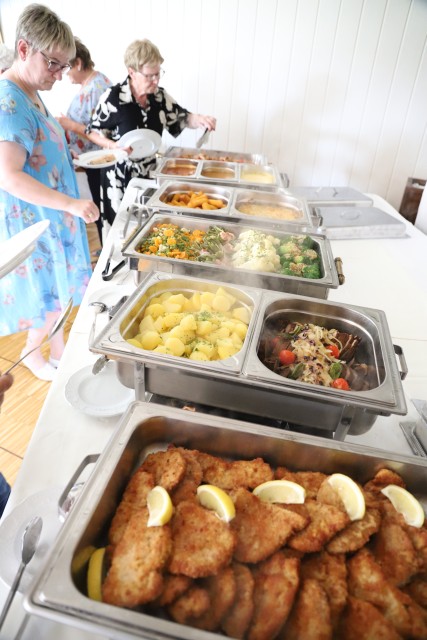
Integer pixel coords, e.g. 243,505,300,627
167,293,187,307
154,315,167,332
189,351,210,361
196,320,213,336
139,315,156,333
193,340,216,359
232,306,251,324
145,303,165,319
140,331,162,350
153,345,168,354
233,322,248,340
200,292,215,307
162,312,184,329
189,292,201,311
170,325,196,344
215,286,236,306
127,337,142,348
164,337,186,356
230,332,243,348
217,338,239,359
212,295,232,312
180,314,197,331
163,301,182,313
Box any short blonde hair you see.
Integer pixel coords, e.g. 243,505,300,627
124,39,164,71
15,3,75,58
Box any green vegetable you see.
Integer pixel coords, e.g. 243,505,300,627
302,264,321,279
288,362,305,379
329,362,342,379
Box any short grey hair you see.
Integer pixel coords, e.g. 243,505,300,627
15,3,75,57
0,44,14,72
124,39,164,71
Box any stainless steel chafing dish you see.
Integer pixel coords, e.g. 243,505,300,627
162,145,268,165
25,403,426,639
89,272,407,439
152,158,286,190
287,186,374,207
122,213,341,299
143,181,313,227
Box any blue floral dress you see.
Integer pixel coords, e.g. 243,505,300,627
66,71,111,154
0,80,92,335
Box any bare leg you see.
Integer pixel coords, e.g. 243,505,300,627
46,311,65,362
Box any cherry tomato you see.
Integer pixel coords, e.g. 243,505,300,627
278,349,296,366
331,378,350,391
327,344,340,358
270,336,282,351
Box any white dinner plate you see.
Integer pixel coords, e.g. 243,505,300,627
118,129,162,160
0,486,63,591
0,220,50,279
73,148,128,169
64,362,134,417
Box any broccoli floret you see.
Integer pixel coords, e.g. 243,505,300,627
302,249,319,263
302,236,315,249
302,263,321,279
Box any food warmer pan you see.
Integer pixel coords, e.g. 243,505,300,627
151,158,286,190
162,145,268,165
24,403,426,639
89,272,407,439
122,213,341,299
143,181,313,227
287,186,373,207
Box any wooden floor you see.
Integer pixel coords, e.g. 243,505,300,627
0,223,101,488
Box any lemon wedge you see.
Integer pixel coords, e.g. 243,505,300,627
147,485,174,527
196,484,236,522
253,479,306,504
72,545,96,575
327,473,365,521
87,547,106,601
380,484,425,528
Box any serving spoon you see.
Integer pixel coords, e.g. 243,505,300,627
4,297,73,374
0,516,43,631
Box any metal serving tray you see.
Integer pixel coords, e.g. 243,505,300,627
163,145,268,165
287,186,373,207
25,403,426,640
89,273,407,438
152,158,285,190
144,181,313,228
122,213,340,299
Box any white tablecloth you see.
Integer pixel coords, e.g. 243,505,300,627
0,186,426,639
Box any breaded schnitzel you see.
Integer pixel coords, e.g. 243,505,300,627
280,578,332,640
222,562,255,639
108,468,154,548
197,452,273,490
168,500,236,578
300,550,347,629
338,596,403,640
327,508,381,554
288,499,350,553
141,449,186,491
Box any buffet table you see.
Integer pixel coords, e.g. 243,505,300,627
0,184,426,639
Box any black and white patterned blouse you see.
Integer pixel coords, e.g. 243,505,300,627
86,76,190,224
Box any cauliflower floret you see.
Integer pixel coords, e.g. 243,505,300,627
232,229,280,272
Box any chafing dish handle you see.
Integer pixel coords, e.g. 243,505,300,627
334,256,345,285
394,344,408,380
58,454,100,521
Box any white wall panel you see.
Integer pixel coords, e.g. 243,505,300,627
1,0,427,211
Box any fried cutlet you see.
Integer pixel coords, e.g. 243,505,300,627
347,547,427,638
300,551,347,629
197,452,274,490
222,562,255,639
337,596,403,640
188,566,237,632
275,468,328,499
154,573,192,607
169,447,203,505
108,468,154,547
327,508,381,554
279,578,332,640
168,586,210,625
140,449,187,491
103,508,172,608
168,500,236,578
288,499,350,553
372,515,422,586
230,487,308,564
247,551,300,640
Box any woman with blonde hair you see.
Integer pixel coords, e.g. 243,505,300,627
0,4,99,380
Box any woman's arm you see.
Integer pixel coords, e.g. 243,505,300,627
0,141,99,223
57,115,117,150
186,113,217,131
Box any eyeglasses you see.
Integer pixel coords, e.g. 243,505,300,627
138,68,165,81
39,50,71,74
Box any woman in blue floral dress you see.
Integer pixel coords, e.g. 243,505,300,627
0,4,99,381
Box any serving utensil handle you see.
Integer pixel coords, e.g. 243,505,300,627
0,562,25,630
393,344,408,380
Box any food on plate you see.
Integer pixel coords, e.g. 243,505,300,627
125,286,251,361
135,223,322,279
146,486,174,527
85,450,427,639
162,189,227,210
87,153,116,165
259,319,378,391
236,201,303,220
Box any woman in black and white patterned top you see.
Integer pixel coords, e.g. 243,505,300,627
86,39,216,226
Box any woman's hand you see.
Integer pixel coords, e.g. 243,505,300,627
187,113,217,131
0,373,13,410
67,198,100,224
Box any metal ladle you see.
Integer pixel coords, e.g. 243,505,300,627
0,515,43,631
4,298,73,374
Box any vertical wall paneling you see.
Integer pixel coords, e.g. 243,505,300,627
1,0,427,211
